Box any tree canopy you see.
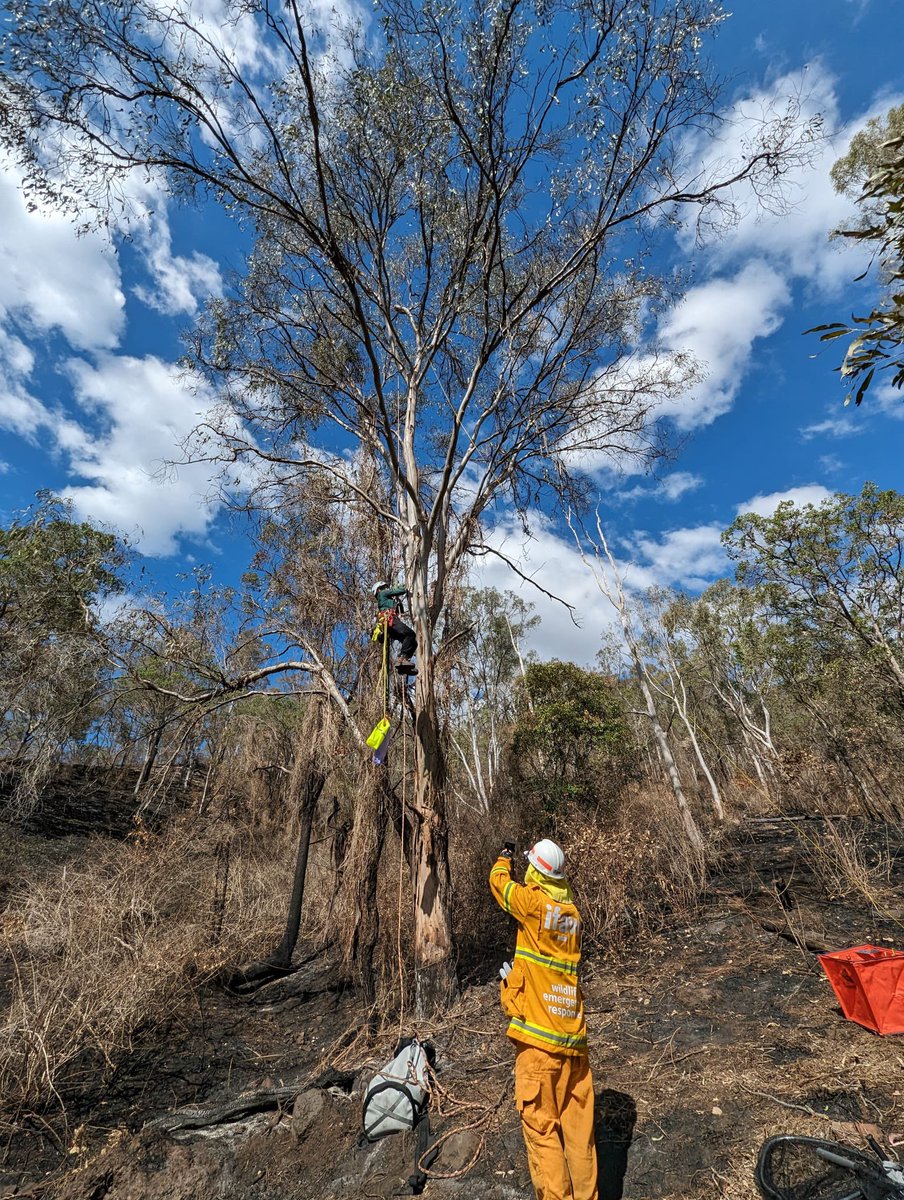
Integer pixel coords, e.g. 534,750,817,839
725,482,904,706
0,495,126,802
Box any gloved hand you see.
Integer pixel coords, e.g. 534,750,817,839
500,840,516,860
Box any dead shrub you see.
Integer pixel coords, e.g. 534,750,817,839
800,818,895,917
567,785,713,954
447,782,714,975
0,810,295,1115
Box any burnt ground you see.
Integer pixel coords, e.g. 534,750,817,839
1,817,903,1200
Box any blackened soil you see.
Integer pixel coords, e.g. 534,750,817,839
2,817,903,1200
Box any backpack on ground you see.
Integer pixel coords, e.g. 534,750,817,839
361,1038,438,1194
362,1037,432,1140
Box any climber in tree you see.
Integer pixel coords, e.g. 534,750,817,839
373,581,418,675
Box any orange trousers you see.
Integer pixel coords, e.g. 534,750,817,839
514,1044,598,1200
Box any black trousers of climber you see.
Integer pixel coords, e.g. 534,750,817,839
388,618,417,659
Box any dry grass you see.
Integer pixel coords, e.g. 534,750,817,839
0,811,295,1116
569,785,713,952
800,818,896,918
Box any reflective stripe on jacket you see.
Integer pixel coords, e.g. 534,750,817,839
489,855,588,1056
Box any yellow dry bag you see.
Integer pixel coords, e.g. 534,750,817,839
366,717,391,750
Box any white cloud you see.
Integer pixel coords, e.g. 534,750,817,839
475,512,729,664
657,261,791,429
117,173,223,316
617,470,704,504
625,524,727,593
0,327,48,437
132,208,222,317
169,0,287,76
59,355,225,555
678,66,903,296
873,382,904,421
818,453,845,474
0,384,48,439
645,69,904,436
476,479,836,662
0,148,229,553
659,472,704,502
735,484,831,519
0,155,125,352
588,69,898,442
801,413,864,439
475,514,612,664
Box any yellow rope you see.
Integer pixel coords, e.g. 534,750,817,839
380,612,389,721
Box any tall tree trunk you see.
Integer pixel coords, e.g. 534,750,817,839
677,710,725,823
583,517,705,854
134,726,161,795
410,651,457,1014
739,724,770,794
269,762,325,970
634,660,704,853
345,764,388,1008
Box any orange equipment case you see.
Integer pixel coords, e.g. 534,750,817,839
818,944,904,1036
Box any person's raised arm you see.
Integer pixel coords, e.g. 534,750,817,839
489,843,539,922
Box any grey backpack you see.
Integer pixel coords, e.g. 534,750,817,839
362,1038,431,1140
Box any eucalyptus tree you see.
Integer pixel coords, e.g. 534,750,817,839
0,496,125,811
509,659,632,814
1,0,817,1006
447,587,538,812
725,484,904,709
577,518,705,852
638,587,724,821
667,579,780,792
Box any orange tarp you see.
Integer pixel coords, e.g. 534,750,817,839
819,944,904,1036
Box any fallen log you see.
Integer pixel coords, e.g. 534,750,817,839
757,918,830,955
143,1086,301,1134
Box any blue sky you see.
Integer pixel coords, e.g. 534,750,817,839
0,0,902,661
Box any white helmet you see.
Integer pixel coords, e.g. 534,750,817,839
526,838,565,879
373,580,389,594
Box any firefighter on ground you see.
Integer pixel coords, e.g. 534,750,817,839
490,838,598,1200
373,581,418,672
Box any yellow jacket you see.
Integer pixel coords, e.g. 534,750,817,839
489,855,588,1056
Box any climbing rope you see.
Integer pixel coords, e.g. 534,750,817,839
380,611,389,721
416,1073,509,1181
396,682,408,1035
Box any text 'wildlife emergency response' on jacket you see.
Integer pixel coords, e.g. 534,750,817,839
489,855,588,1055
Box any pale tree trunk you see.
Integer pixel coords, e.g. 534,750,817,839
739,724,770,792
576,514,705,854
645,632,725,824
450,691,490,812
506,614,534,714
632,646,705,854
713,677,779,776
409,647,457,1014
467,699,489,809
677,707,725,823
